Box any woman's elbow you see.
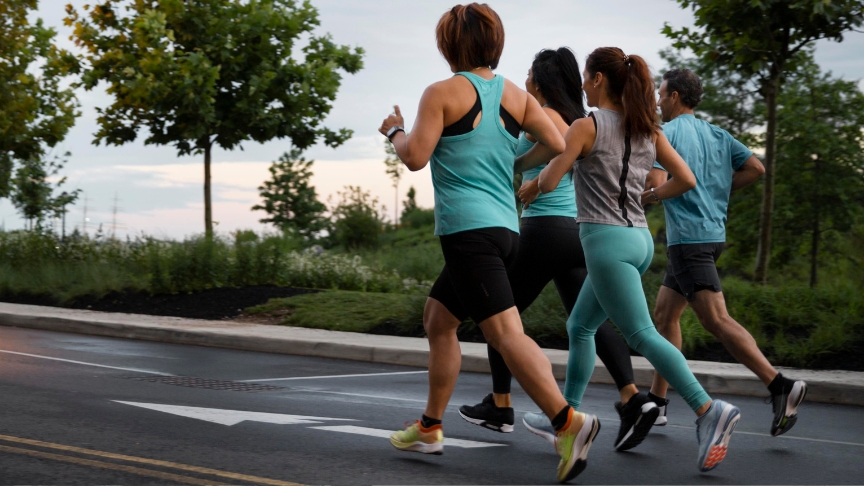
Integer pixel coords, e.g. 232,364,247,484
404,159,428,172
550,136,566,154
537,176,555,194
683,174,697,190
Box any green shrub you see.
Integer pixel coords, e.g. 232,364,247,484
330,186,385,249
0,229,409,300
401,208,435,229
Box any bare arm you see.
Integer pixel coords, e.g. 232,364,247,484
640,132,696,205
520,95,565,160
731,155,765,191
537,117,594,194
377,85,446,172
644,167,668,190
514,106,569,174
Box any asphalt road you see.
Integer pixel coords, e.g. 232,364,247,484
0,326,862,485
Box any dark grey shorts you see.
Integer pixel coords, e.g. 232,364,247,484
662,243,725,302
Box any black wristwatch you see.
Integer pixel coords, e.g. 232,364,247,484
386,125,405,141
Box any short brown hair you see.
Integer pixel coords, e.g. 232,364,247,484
435,4,505,72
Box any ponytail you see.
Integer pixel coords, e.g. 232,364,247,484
531,47,586,125
585,47,658,137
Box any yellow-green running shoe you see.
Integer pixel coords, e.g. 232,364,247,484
390,420,443,455
555,410,601,483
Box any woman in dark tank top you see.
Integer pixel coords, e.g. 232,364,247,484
377,4,601,482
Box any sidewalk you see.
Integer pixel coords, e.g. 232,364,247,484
1,302,862,406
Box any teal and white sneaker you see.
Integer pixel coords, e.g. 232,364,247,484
523,411,557,447
695,400,740,472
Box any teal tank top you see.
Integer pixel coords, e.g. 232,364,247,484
517,133,578,219
430,72,520,235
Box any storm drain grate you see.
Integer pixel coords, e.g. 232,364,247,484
125,376,286,392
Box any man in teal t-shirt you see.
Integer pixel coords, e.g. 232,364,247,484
644,69,806,437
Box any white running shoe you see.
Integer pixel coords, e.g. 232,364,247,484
695,399,741,472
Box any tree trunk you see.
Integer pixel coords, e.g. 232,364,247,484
809,155,821,288
754,74,780,284
204,142,213,236
394,182,399,226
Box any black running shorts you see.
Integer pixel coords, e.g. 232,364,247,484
662,242,725,302
428,227,519,324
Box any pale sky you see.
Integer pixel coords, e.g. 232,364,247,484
6,0,862,238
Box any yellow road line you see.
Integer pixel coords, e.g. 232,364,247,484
0,444,230,486
0,434,303,486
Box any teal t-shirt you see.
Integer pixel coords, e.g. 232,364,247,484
655,114,753,245
430,72,520,235
517,133,578,219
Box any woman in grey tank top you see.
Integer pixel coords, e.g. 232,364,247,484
522,47,743,473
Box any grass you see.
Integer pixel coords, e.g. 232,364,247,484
247,290,427,334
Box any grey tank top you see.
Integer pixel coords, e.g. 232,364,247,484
575,109,655,228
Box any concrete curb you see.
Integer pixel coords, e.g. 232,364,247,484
1,303,862,406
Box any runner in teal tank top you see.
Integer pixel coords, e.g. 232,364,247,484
518,134,578,219
377,5,600,483
430,72,520,235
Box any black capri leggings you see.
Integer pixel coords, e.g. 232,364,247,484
489,216,635,394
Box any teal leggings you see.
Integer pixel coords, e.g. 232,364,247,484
564,223,711,412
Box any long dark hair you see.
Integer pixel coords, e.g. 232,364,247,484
531,47,586,125
585,47,658,137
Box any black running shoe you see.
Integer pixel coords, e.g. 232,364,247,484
458,394,514,433
614,393,660,451
770,380,807,436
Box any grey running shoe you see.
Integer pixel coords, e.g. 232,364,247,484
458,394,515,433
614,393,660,451
523,411,557,447
770,380,807,436
695,399,741,472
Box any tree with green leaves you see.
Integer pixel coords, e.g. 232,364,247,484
771,60,864,287
252,148,327,238
65,0,364,235
402,186,418,216
10,153,80,230
664,0,864,283
400,185,435,228
0,0,79,198
330,185,383,249
383,141,403,225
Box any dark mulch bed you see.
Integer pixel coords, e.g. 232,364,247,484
0,286,319,321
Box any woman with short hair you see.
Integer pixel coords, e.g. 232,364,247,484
378,4,600,482
524,46,742,473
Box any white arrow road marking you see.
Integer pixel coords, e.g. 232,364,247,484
113,401,355,426
310,425,506,449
